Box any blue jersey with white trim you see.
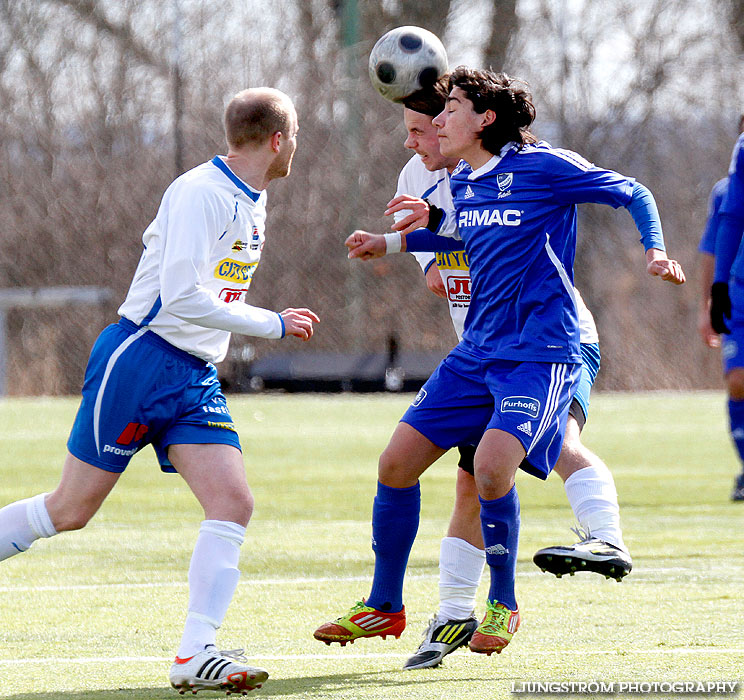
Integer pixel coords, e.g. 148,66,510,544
450,141,634,362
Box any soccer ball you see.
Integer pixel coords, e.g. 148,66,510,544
368,26,448,103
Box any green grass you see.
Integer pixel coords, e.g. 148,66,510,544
0,392,742,699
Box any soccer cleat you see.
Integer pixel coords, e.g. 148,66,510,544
169,646,268,695
533,529,633,581
468,600,520,656
403,613,478,670
313,600,406,645
731,473,744,501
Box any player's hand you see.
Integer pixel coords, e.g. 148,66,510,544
386,195,430,235
280,308,320,341
710,282,732,335
645,253,685,285
345,230,387,260
424,262,446,298
698,307,721,348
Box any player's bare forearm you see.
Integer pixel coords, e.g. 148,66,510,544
645,248,686,285
345,230,403,260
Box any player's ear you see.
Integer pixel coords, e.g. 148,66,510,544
270,131,282,153
480,110,496,128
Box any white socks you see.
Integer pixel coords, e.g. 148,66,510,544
0,493,57,561
177,519,246,658
563,464,626,551
437,536,486,621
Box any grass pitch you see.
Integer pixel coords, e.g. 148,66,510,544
0,392,742,700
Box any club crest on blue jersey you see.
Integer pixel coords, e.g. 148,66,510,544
497,173,513,191
500,396,540,418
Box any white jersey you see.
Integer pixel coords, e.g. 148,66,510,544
395,154,598,344
395,155,468,338
118,156,283,363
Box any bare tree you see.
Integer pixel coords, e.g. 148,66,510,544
0,0,740,394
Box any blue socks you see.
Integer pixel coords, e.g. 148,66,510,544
366,481,420,612
728,399,744,473
479,485,520,610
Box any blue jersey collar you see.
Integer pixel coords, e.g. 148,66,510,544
211,156,262,202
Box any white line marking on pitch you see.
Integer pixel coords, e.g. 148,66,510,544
0,574,390,593
2,649,744,665
2,566,736,593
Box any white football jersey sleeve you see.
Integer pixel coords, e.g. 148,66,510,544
118,157,284,363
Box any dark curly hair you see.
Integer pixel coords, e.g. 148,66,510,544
402,75,450,118
448,67,536,154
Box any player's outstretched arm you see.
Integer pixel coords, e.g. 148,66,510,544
280,308,320,341
345,230,397,260
645,248,685,285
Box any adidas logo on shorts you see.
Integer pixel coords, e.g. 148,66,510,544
516,421,532,437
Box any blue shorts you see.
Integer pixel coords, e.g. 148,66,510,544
67,318,241,473
402,345,581,479
570,342,601,428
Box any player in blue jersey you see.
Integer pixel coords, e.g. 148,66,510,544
388,80,633,670
0,88,319,694
316,67,684,656
375,78,632,669
709,117,744,501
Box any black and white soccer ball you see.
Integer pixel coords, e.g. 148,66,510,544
368,26,448,103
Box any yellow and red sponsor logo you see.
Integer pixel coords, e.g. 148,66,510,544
214,258,258,284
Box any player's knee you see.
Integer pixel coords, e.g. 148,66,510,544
473,462,514,500
554,440,591,480
226,488,254,526
378,446,413,487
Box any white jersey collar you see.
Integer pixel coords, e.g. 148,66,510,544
211,155,263,202
467,142,518,180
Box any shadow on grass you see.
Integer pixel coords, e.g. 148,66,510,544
6,670,495,700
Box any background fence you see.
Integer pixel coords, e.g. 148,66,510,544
1,0,742,394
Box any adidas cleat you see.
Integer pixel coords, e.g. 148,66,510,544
732,473,744,501
169,646,268,695
468,600,520,656
313,600,406,645
533,534,632,582
404,613,478,670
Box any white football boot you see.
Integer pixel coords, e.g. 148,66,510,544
169,646,268,695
